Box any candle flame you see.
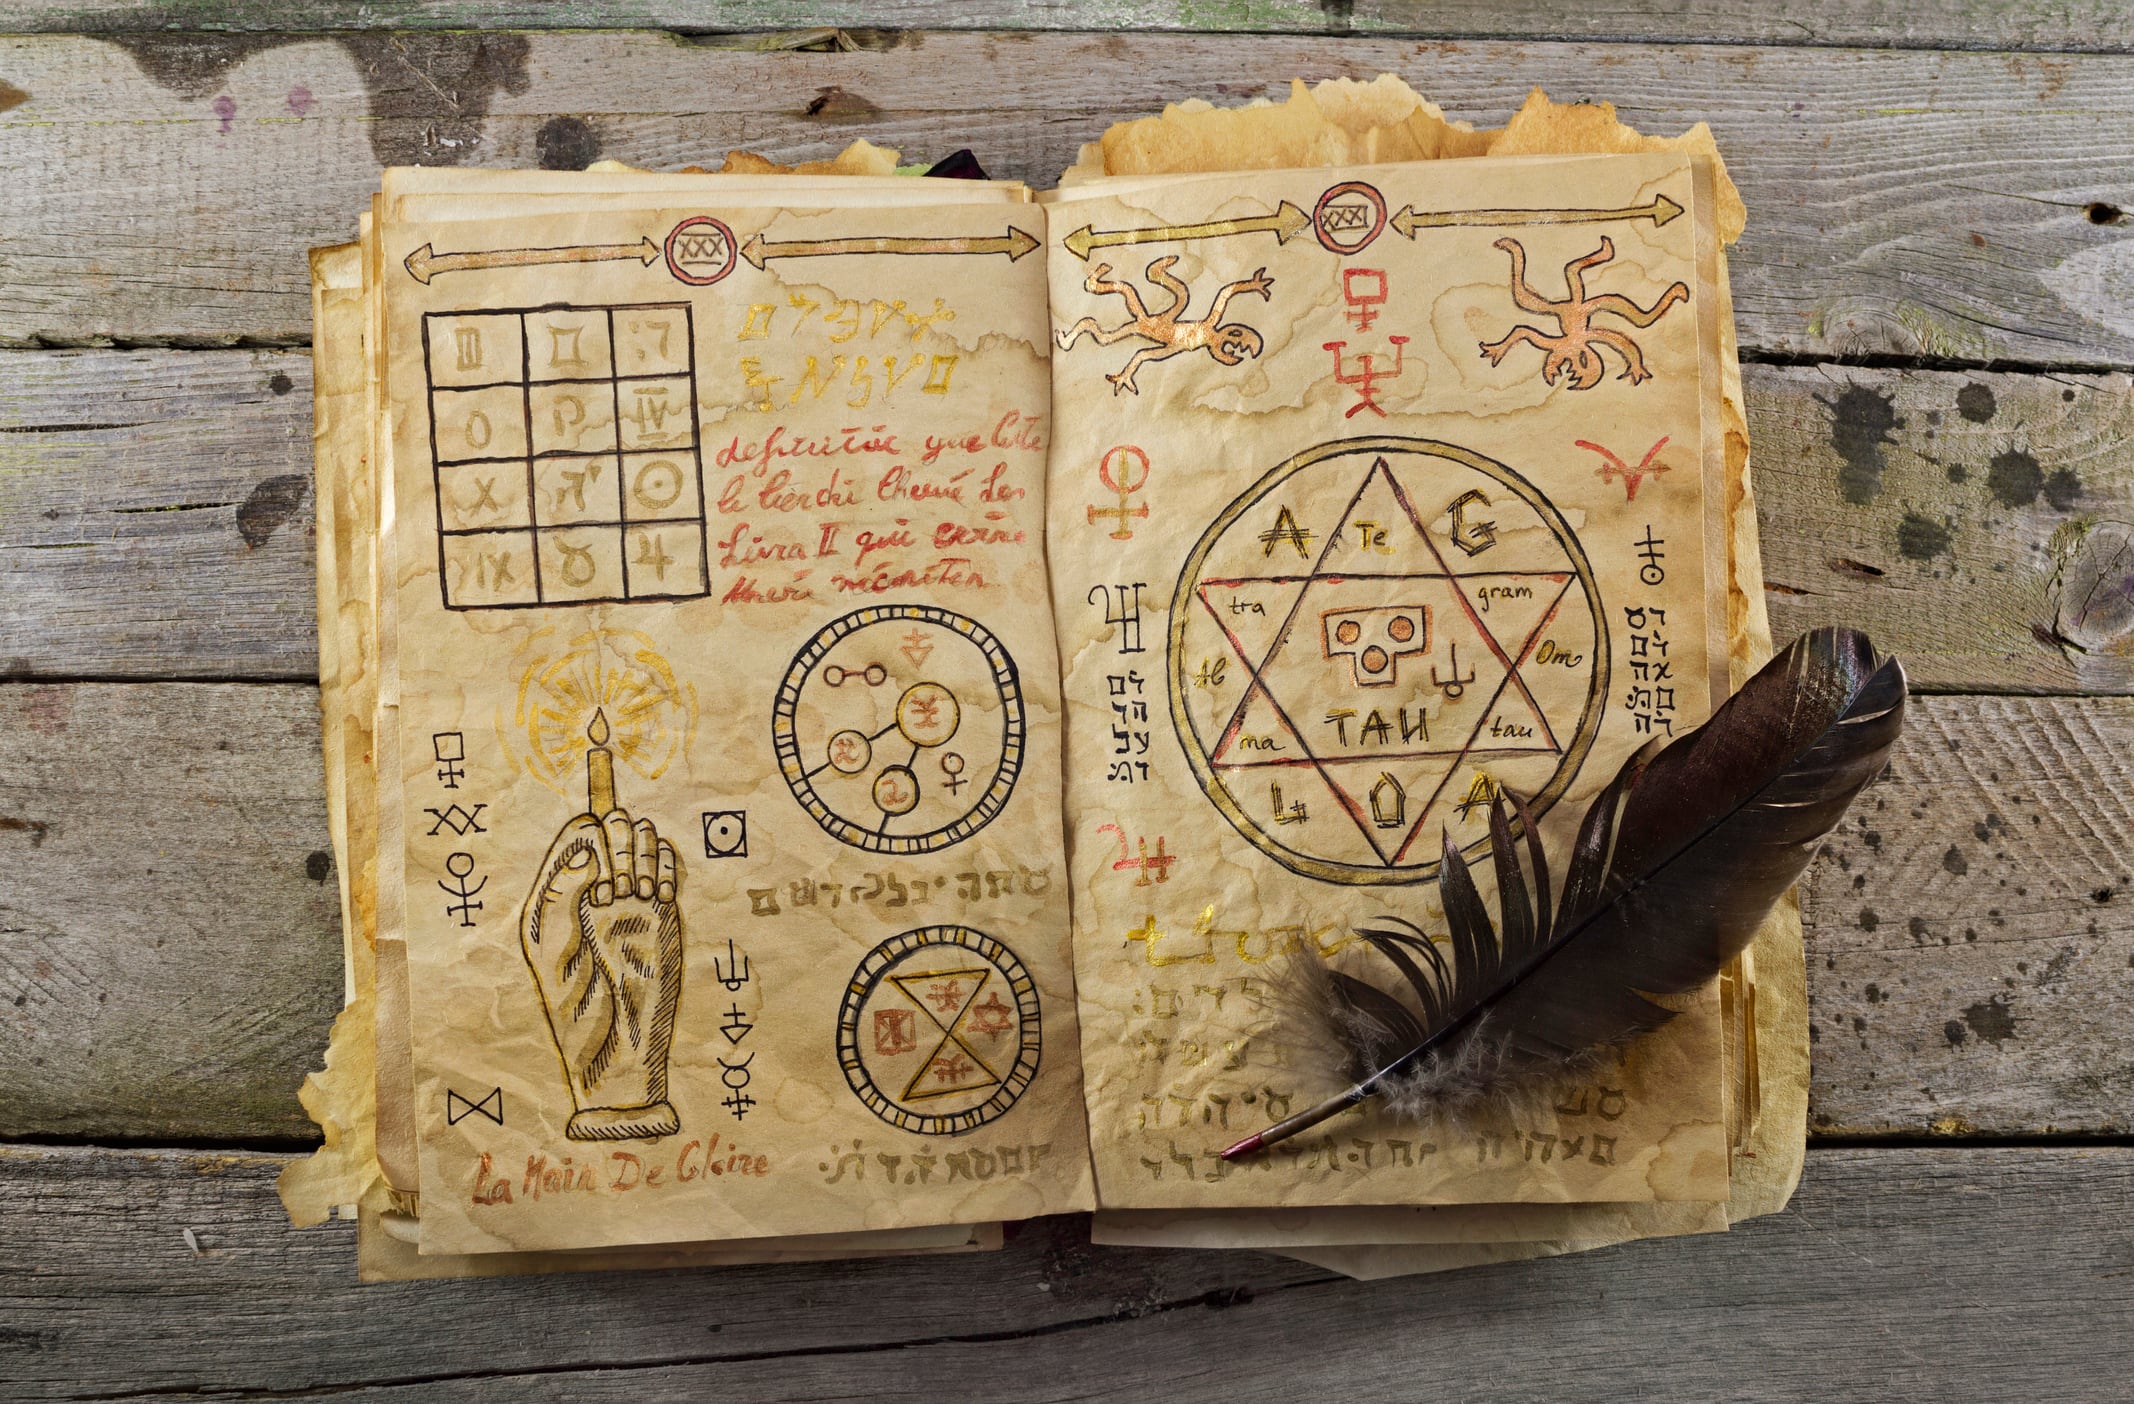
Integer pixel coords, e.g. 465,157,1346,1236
588,708,610,747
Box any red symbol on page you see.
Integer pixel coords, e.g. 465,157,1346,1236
873,1008,917,1056
1577,436,1672,503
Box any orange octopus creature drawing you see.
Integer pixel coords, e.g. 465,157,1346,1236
1478,236,1690,390
1055,256,1274,395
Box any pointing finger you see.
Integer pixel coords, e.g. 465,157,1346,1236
632,818,658,900
598,809,634,905
583,814,615,908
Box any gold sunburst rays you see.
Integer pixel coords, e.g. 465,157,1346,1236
508,628,699,802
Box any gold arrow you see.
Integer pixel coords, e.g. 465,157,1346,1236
403,237,661,285
1061,202,1313,262
1389,194,1683,239
739,226,1041,269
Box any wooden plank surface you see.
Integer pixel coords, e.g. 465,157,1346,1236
0,683,341,1142
5,33,2134,361
1755,364,2134,695
1,1143,2128,1401
2,682,2125,1142
11,351,2134,693
1801,695,2134,1137
0,348,315,682
5,2,2131,51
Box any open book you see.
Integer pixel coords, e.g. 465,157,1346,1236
287,83,1807,1282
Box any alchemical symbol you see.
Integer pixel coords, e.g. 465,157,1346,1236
423,302,710,609
836,925,1042,1136
773,606,1025,855
1169,436,1608,885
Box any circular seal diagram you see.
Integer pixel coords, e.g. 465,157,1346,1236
772,605,1024,854
1313,180,1388,254
664,216,737,286
1169,436,1607,886
836,925,1042,1135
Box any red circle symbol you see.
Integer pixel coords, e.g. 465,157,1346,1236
1097,444,1150,495
665,216,738,286
1312,181,1388,255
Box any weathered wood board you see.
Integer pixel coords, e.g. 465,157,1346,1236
3,33,2134,362
0,348,315,682
6,1,2133,50
1755,365,2134,695
9,355,2134,691
1801,695,2134,1137
2,683,2126,1142
1,1143,2128,1401
0,683,341,1142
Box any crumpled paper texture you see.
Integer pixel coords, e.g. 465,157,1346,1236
284,84,1801,1280
1055,79,1800,1274
286,172,1095,1273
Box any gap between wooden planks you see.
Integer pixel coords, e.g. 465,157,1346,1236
6,354,2131,692
1,32,2133,360
0,681,2127,1144
0,1143,2128,1401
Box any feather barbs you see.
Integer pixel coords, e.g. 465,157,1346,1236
1223,626,1906,1160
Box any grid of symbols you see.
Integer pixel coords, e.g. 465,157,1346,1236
424,302,710,610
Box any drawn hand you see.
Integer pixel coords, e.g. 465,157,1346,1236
520,808,684,1140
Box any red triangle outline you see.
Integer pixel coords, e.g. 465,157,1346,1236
1207,673,1316,769
1384,467,1572,749
1388,573,1577,864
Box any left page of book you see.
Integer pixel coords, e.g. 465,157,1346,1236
292,198,1022,1278
375,186,1093,1256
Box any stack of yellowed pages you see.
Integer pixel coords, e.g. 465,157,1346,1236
283,78,1806,1282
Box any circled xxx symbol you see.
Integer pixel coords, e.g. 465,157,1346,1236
1313,180,1388,255
1170,436,1607,885
827,730,872,774
837,925,1041,1135
873,766,920,815
665,216,738,286
773,605,1024,854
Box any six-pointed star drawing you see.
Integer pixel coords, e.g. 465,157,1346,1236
1196,455,1576,869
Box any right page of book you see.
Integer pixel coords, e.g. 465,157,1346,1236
1046,152,1734,1210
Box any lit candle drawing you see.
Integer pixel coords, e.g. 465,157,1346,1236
586,708,616,817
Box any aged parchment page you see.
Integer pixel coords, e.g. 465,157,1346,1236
1062,83,1804,1271
306,192,1025,1275
1046,152,1733,1210
279,242,382,1227
1287,229,1810,1276
363,174,1035,1256
369,189,1091,1256
291,232,1016,1277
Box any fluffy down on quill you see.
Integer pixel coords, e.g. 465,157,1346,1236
1226,625,1907,1159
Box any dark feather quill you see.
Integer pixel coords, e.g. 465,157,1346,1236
1225,626,1907,1158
